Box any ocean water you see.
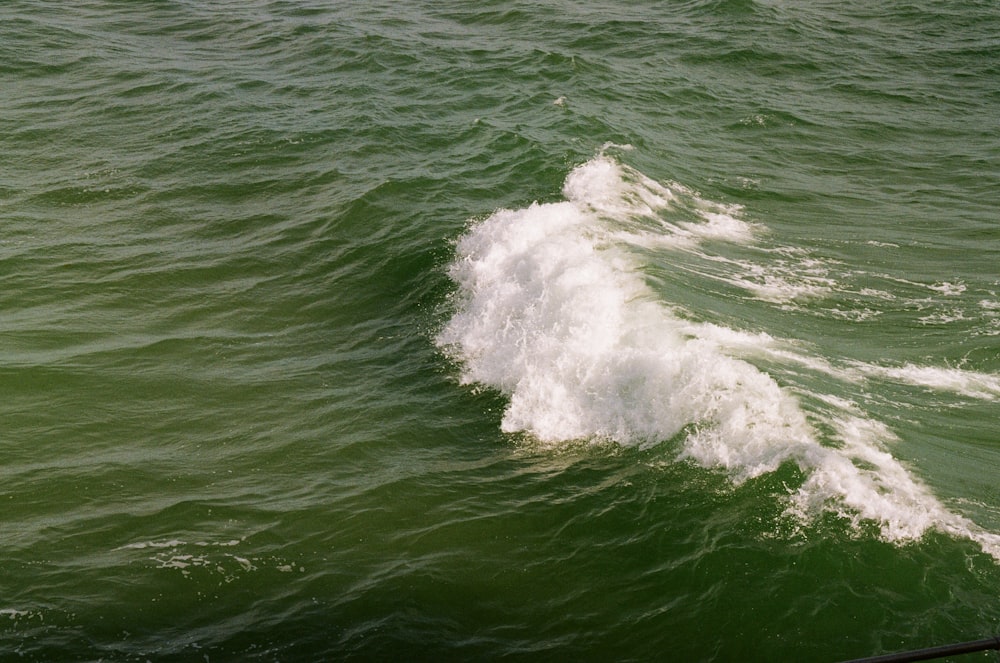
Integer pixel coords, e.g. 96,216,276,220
2,1,1000,661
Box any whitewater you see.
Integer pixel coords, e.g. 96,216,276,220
438,151,1000,559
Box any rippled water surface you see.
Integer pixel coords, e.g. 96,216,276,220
3,1,1000,661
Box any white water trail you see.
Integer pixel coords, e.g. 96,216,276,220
438,154,1000,560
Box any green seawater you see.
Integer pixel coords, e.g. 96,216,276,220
2,1,1000,661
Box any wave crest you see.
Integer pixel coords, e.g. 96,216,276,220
438,154,1000,560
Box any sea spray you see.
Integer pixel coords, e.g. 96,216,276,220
438,154,1000,559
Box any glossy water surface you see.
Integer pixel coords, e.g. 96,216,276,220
2,1,1000,661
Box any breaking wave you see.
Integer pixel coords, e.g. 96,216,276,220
438,152,1000,559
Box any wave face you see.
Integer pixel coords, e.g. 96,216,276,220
438,153,1000,558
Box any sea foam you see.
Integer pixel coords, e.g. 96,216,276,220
438,154,1000,559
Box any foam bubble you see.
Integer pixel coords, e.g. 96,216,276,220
439,154,1000,560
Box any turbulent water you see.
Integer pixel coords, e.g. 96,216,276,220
3,1,1000,661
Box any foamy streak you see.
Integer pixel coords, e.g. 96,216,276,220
711,335,1000,403
713,251,838,303
439,155,1000,559
854,363,1000,400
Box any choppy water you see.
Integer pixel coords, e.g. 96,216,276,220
3,1,1000,661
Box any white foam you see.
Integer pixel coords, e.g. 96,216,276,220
673,246,837,305
854,362,1000,401
440,157,785,457
561,156,757,248
859,287,896,300
689,210,755,241
563,155,673,220
118,538,243,550
787,411,1000,557
758,349,1000,402
119,539,186,550
0,608,31,619
725,261,836,303
439,154,1000,560
929,281,967,296
918,310,969,325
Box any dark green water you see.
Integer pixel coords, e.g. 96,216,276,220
3,1,1000,661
